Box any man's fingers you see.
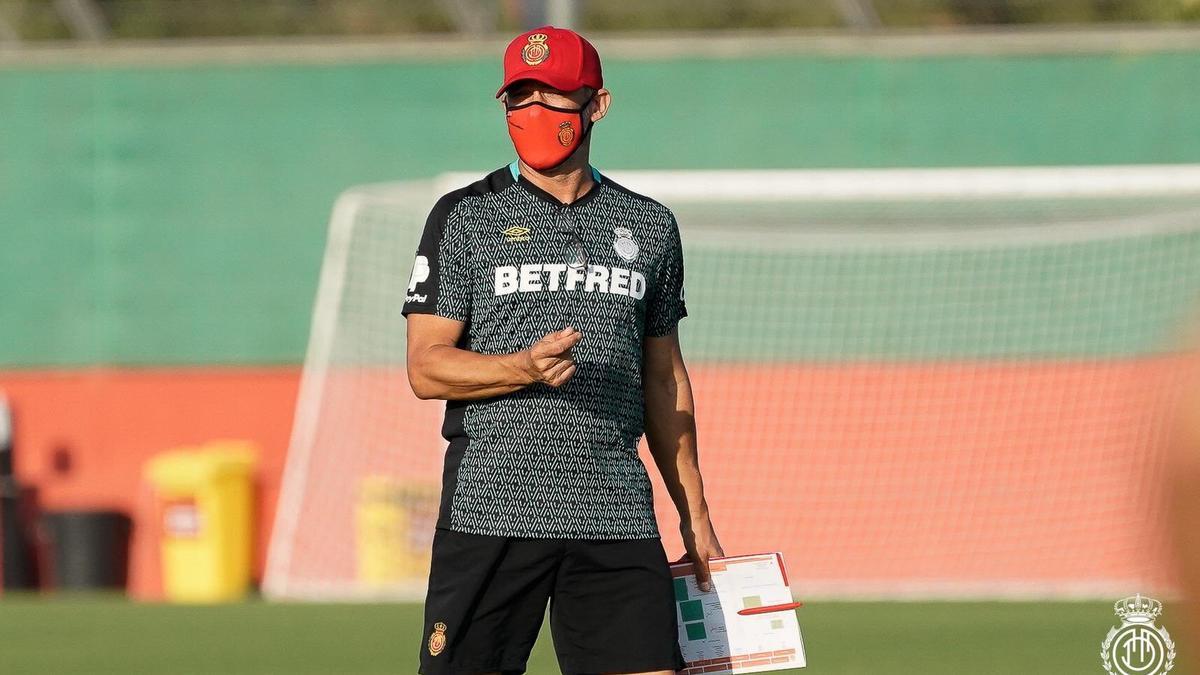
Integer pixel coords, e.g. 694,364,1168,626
544,326,576,341
527,327,582,384
542,327,582,355
675,551,714,592
546,363,577,387
542,358,574,383
530,328,582,361
693,556,713,592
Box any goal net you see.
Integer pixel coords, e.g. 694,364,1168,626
264,165,1200,601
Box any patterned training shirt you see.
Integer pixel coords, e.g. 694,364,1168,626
402,161,688,539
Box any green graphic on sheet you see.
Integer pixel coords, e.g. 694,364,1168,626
680,599,705,623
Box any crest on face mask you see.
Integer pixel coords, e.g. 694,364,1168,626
557,121,575,147
522,33,549,66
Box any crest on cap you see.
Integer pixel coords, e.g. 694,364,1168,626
521,33,549,66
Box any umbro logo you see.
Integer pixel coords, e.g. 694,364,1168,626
502,226,530,242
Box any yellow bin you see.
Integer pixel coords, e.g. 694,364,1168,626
145,440,257,602
356,476,439,586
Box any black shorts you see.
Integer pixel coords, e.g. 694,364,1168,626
418,527,687,675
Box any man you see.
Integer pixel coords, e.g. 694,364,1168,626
403,25,723,675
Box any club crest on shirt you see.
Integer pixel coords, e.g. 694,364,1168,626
557,121,575,147
613,227,639,261
521,33,549,66
428,621,447,656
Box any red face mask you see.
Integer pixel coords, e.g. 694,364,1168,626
505,93,595,171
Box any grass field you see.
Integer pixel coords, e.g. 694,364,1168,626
0,596,1181,674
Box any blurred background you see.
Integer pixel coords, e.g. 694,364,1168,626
3,1,1200,674
4,0,1200,37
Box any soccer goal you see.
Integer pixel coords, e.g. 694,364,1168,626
264,165,1200,601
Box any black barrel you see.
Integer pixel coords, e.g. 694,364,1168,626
1,479,37,589
41,511,131,589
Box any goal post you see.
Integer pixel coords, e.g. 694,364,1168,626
264,165,1200,601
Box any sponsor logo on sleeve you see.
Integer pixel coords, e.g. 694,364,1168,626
406,255,430,304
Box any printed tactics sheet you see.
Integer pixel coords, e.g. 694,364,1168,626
670,552,806,674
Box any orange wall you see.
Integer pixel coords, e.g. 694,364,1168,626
0,358,1185,596
0,367,299,590
663,358,1182,593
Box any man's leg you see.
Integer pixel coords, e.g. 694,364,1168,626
419,529,563,675
549,538,685,675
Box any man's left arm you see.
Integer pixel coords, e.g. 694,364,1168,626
644,327,725,591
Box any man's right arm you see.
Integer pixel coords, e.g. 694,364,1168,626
406,314,581,401
402,189,581,401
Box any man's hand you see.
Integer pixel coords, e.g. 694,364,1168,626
406,315,581,401
519,326,582,387
674,516,725,592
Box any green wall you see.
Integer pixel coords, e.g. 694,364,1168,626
4,51,1200,366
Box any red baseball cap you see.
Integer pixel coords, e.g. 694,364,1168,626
496,26,603,98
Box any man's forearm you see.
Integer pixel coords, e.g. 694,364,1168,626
409,344,534,401
644,368,711,524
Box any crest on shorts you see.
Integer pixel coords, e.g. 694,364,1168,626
1101,595,1175,675
428,621,447,656
613,227,639,262
521,33,549,66
557,121,575,147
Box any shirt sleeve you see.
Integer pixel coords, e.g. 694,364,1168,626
401,192,471,322
645,213,688,337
